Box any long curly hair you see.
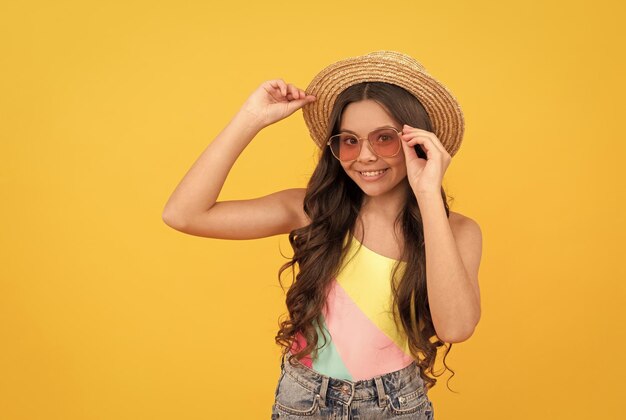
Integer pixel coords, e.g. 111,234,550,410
275,81,456,391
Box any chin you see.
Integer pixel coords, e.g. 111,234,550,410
354,180,397,196
360,177,409,196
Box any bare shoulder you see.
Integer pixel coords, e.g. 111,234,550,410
448,210,483,265
449,210,481,233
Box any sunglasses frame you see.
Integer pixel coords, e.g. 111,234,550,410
326,126,404,162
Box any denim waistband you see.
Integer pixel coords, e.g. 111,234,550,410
280,350,423,407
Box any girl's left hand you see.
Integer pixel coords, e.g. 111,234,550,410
400,124,452,196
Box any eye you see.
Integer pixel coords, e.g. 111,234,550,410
376,134,393,143
373,128,398,143
343,136,359,145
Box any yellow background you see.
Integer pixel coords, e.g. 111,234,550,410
1,0,625,419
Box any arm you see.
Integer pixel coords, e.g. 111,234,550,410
162,80,315,239
161,109,262,227
164,186,308,239
417,193,482,343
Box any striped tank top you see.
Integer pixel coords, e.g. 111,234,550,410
289,232,415,381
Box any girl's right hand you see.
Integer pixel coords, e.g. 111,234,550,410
239,79,316,128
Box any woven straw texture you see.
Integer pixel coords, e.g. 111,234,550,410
302,50,465,157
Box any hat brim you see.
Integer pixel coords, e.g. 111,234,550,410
302,51,465,157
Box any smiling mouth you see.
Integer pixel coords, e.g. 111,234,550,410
358,168,389,177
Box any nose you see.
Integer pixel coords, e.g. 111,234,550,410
356,139,378,163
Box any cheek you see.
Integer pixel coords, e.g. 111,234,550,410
392,159,408,179
390,156,406,171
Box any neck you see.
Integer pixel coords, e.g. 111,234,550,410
360,179,410,221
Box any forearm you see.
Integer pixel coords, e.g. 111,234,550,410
416,191,480,342
162,110,265,222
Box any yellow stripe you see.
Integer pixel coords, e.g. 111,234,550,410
336,234,411,356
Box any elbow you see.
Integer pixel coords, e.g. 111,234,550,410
437,325,476,343
435,315,480,343
433,297,482,343
162,210,187,231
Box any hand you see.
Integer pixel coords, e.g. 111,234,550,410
400,124,452,196
239,79,316,128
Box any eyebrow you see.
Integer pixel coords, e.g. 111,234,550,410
339,125,400,135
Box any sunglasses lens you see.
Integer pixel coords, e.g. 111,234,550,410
369,128,401,157
329,134,360,161
328,129,401,161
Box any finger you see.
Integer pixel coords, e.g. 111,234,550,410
402,133,413,152
403,124,432,134
274,79,288,97
287,92,308,102
294,89,316,102
403,135,436,159
402,131,442,155
421,133,446,155
401,136,426,164
404,136,431,149
293,97,316,108
403,126,447,155
266,81,285,101
401,132,430,143
287,84,300,100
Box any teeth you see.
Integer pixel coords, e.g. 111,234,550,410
360,169,387,176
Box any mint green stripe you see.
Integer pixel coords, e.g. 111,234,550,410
311,314,353,380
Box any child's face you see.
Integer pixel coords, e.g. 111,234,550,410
338,99,408,198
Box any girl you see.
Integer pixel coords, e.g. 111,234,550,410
162,51,482,419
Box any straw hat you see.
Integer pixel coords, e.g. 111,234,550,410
302,50,465,157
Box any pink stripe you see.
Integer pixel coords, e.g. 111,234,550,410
289,332,313,368
323,279,414,380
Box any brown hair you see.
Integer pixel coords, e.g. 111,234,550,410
275,81,456,391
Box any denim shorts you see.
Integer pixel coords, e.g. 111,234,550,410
271,350,434,419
